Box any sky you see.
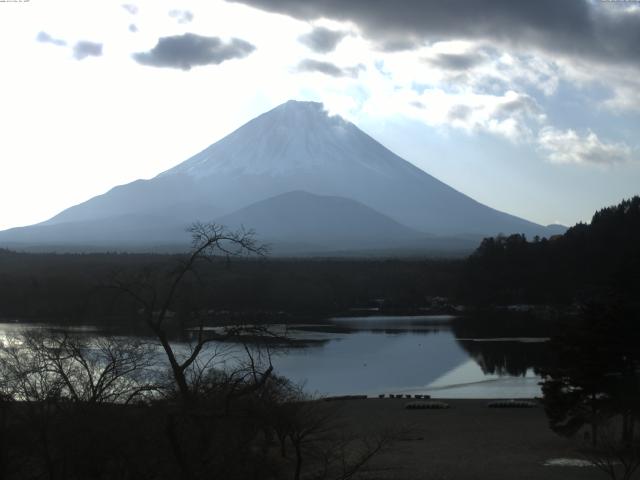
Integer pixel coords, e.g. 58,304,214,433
1,0,639,231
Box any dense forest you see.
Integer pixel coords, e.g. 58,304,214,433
0,251,461,326
464,196,640,305
1,196,638,326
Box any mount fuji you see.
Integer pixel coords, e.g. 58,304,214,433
0,100,562,254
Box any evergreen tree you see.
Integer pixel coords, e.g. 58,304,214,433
540,302,640,446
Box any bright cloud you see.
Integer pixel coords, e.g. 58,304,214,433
537,127,634,166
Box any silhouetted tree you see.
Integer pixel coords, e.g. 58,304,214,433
540,302,640,447
582,420,640,480
465,196,640,305
110,222,270,403
0,331,162,480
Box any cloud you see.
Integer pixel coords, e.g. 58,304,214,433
38,32,102,61
447,104,472,121
36,31,66,47
297,59,344,77
537,127,634,165
169,9,194,24
299,26,347,53
388,41,561,106
378,38,422,52
559,59,640,113
129,24,138,33
495,93,542,118
297,59,364,78
407,89,544,141
132,33,255,70
427,52,486,71
228,0,640,69
73,41,103,60
122,4,138,15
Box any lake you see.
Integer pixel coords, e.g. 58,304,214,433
0,315,548,399
271,315,545,398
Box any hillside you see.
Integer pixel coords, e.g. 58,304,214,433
0,100,560,253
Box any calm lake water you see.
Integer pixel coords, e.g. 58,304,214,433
0,315,547,399
271,315,544,398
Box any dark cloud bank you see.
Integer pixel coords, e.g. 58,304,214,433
228,0,640,67
299,26,347,53
133,33,255,70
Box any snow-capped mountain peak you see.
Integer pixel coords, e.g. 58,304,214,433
160,100,398,178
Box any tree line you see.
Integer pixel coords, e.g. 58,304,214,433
464,196,640,305
0,250,461,325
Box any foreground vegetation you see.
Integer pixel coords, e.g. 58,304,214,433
0,330,396,480
0,224,397,480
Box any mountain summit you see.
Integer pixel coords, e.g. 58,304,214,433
0,100,560,253
163,101,364,177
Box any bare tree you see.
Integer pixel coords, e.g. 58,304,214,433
0,330,163,480
256,389,396,480
583,419,640,480
109,222,269,403
25,221,392,480
0,330,160,405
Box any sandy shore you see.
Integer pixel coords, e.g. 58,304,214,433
335,398,603,480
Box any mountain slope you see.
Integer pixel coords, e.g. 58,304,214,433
0,100,560,252
216,191,426,251
155,100,550,236
0,213,190,249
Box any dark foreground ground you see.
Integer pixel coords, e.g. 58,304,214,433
338,398,602,480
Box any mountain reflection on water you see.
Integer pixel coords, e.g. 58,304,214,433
0,315,550,398
269,315,549,398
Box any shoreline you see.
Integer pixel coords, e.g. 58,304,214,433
334,398,602,480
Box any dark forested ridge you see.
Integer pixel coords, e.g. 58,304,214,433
0,251,461,325
1,196,639,325
464,196,640,305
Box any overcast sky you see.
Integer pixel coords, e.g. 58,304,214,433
1,0,639,230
